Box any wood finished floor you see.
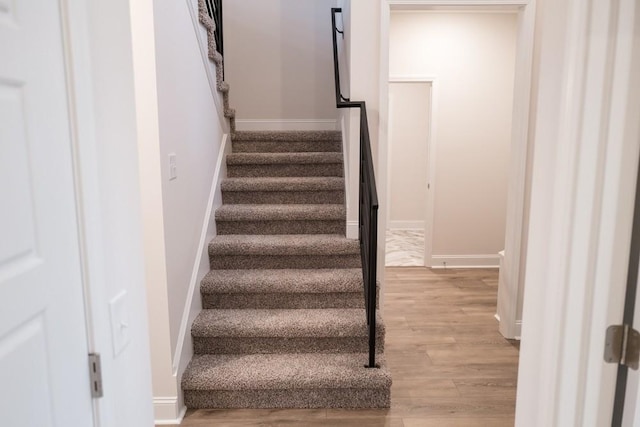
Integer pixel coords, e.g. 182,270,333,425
164,267,519,427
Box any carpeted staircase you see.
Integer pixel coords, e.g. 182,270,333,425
181,130,392,408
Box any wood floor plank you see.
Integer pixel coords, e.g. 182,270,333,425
163,267,519,427
402,417,513,427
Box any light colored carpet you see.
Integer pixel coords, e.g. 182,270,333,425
185,5,389,408
182,128,389,408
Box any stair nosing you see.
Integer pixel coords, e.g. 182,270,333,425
215,204,345,222
182,353,391,391
226,152,343,165
200,268,362,294
232,130,342,142
208,234,359,256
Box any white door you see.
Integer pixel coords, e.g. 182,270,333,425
0,1,95,426
387,81,432,266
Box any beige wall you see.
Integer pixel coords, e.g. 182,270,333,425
390,12,517,258
224,0,337,122
388,82,431,228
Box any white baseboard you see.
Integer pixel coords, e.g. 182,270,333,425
388,221,425,230
496,315,522,340
340,114,350,216
431,254,500,268
235,119,338,131
346,220,359,239
153,397,186,425
514,321,522,340
172,134,229,374
169,134,229,420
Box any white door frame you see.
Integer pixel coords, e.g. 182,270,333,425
57,0,156,425
387,77,438,267
379,0,535,338
60,0,99,423
516,0,640,424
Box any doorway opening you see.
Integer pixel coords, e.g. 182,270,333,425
384,11,519,273
379,3,534,423
385,79,433,267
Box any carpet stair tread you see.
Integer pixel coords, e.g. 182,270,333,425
191,308,383,338
215,204,345,222
201,268,362,294
226,152,342,165
221,177,344,192
183,353,390,391
231,130,342,142
209,234,360,256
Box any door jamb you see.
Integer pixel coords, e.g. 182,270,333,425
379,0,535,339
387,77,437,267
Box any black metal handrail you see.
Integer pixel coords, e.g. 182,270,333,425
205,0,224,73
331,8,380,369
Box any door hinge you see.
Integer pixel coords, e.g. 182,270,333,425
88,353,104,398
604,324,640,370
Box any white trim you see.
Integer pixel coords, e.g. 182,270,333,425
430,254,501,268
387,76,438,268
169,133,230,420
185,0,228,132
60,0,96,353
392,8,521,13
153,398,187,425
389,75,438,82
59,1,100,423
514,321,522,339
496,0,536,348
389,0,528,6
388,221,425,230
235,119,339,131
515,0,640,424
340,115,353,239
497,312,522,339
172,133,229,374
380,0,535,342
346,220,359,239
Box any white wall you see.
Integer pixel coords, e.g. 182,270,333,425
389,12,517,260
342,0,385,294
137,0,229,422
224,0,338,128
131,0,178,422
388,82,431,229
153,0,225,363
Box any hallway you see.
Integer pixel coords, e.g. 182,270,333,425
171,267,519,426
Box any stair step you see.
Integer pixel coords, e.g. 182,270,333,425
226,152,343,177
221,177,344,205
215,204,345,235
208,234,360,270
231,130,342,154
182,353,391,408
191,308,385,354
200,268,364,309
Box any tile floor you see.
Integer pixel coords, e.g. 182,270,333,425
385,230,425,267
